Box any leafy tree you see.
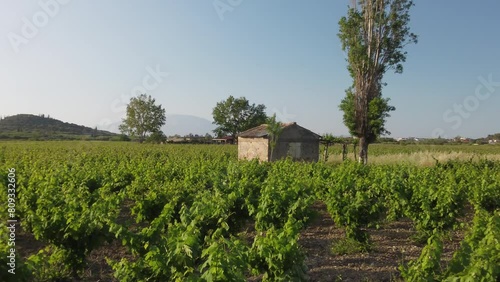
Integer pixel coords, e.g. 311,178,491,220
119,94,166,142
338,0,417,164
212,95,267,139
339,87,395,145
113,134,130,142
266,114,283,161
487,133,500,140
146,130,167,144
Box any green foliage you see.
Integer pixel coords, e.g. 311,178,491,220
400,234,444,282
251,218,308,282
466,160,500,212
1,142,500,281
111,134,132,141
442,210,500,281
321,133,336,145
338,0,418,77
255,160,315,230
370,164,412,221
212,95,267,138
0,223,33,281
119,94,166,142
18,164,123,280
400,211,500,282
339,87,396,142
145,130,166,144
404,163,468,240
331,237,371,255
2,148,130,280
0,114,119,140
27,246,82,281
324,162,386,244
267,114,283,161
200,227,249,282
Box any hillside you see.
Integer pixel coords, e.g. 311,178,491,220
0,114,119,140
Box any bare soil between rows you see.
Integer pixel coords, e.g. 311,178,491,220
16,201,467,281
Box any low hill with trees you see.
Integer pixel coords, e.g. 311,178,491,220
487,133,500,140
0,114,120,140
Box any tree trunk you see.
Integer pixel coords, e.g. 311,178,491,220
358,136,368,164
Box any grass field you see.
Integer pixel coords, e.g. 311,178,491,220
322,143,500,165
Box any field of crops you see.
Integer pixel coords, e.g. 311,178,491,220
1,142,499,281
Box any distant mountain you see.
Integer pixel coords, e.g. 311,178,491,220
0,114,119,140
162,114,216,136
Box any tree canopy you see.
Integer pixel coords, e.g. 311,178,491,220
339,87,395,144
338,0,417,164
119,94,166,142
212,95,267,138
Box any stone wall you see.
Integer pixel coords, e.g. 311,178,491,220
238,137,269,161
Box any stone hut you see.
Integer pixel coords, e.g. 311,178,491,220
237,122,320,162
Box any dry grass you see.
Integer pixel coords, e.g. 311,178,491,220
369,151,500,166
328,151,500,166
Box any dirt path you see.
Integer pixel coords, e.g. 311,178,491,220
300,202,465,281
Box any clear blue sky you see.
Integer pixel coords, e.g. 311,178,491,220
1,0,499,138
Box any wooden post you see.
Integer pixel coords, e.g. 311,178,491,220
353,142,357,160
342,143,347,161
324,143,329,162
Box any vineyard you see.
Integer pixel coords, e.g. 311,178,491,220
0,142,499,281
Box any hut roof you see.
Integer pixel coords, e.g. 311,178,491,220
238,122,320,139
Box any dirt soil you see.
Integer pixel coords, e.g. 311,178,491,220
17,202,467,281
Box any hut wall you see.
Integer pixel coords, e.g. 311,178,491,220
237,137,269,161
272,140,319,161
297,140,320,161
